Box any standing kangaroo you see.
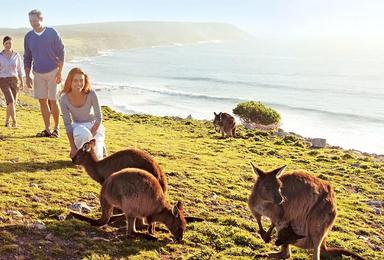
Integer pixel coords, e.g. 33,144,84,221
76,167,186,242
71,139,167,233
213,112,236,138
248,163,364,260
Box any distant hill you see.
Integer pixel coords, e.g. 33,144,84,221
0,21,249,60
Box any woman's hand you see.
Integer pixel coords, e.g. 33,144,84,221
70,146,77,159
18,81,24,90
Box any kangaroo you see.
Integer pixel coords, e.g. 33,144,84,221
74,167,186,242
248,163,365,260
71,139,167,233
213,112,236,138
72,139,167,192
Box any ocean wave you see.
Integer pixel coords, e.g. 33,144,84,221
94,81,384,124
168,76,384,98
270,103,384,124
93,81,246,102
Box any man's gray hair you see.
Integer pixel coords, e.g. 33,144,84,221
28,9,43,19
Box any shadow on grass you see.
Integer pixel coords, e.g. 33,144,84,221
0,220,170,258
0,160,75,174
7,135,43,139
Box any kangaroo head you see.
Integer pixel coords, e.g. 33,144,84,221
275,223,306,246
213,112,223,129
168,201,187,243
72,139,97,165
250,162,287,204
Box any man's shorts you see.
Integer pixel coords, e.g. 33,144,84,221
33,69,59,100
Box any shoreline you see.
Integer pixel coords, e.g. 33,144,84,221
3,89,383,159
95,94,384,159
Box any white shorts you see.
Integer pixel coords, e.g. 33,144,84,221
72,122,106,160
33,69,59,100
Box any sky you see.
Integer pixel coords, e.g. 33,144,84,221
1,0,384,40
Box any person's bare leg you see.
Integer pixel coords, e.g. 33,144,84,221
5,104,10,126
39,99,51,132
49,100,60,131
8,102,16,127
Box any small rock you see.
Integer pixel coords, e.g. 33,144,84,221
29,183,39,188
350,163,360,168
69,202,92,213
10,157,20,163
91,237,110,242
375,208,382,215
45,233,54,241
276,128,285,137
6,210,23,218
367,200,383,208
310,138,327,148
186,114,192,119
87,193,97,200
212,192,217,200
31,196,40,202
32,221,46,230
15,255,26,260
57,214,66,221
358,235,369,242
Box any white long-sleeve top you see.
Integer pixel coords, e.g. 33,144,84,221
0,51,23,78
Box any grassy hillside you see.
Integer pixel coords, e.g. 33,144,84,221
0,94,383,259
0,22,249,60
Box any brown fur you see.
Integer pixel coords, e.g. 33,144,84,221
213,112,236,138
248,163,364,260
72,139,167,192
275,222,305,246
71,139,167,233
78,168,186,242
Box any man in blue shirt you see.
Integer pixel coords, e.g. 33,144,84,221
24,9,64,138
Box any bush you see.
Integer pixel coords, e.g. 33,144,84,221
233,101,281,125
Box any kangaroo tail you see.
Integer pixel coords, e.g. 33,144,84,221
321,245,365,260
69,211,123,226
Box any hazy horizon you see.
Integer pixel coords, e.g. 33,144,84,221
1,0,384,42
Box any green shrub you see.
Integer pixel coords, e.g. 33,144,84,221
233,101,281,125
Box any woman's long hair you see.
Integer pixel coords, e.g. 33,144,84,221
62,67,91,94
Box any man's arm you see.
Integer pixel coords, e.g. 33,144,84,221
54,31,65,84
23,34,33,88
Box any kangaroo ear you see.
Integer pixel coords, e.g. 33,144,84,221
89,139,96,147
250,162,265,177
271,165,287,177
214,112,217,116
176,201,183,211
172,202,182,217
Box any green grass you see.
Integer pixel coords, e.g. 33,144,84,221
0,94,383,259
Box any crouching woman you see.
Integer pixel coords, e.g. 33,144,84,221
59,67,106,160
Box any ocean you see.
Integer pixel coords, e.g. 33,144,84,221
67,39,384,155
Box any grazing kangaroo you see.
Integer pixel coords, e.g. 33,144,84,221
75,167,186,242
213,112,236,138
248,163,364,260
71,139,167,233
